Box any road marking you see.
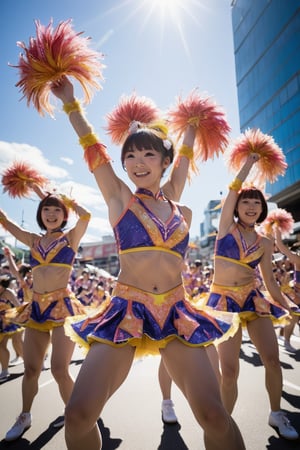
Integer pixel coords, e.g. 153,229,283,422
39,379,54,388
283,380,300,392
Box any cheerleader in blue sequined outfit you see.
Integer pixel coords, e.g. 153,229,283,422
204,153,299,440
1,186,90,442
0,275,23,381
52,76,245,450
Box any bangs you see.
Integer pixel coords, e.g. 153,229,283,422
236,187,268,223
239,187,262,200
121,130,173,166
43,196,63,207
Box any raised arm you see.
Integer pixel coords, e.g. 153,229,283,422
218,153,259,238
259,236,295,311
0,209,34,248
162,125,195,202
3,247,20,281
63,198,91,251
274,226,300,267
51,77,131,216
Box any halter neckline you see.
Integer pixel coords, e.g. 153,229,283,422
135,188,165,200
237,220,255,232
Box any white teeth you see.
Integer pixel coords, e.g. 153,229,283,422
135,172,148,176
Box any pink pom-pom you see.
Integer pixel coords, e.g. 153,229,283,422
167,89,231,162
225,128,287,185
2,161,48,198
11,19,105,116
262,208,294,237
106,93,160,145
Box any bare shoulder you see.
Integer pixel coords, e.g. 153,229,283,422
175,202,192,223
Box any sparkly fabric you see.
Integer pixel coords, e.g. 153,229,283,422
205,282,289,326
114,193,189,259
7,287,87,332
294,270,300,284
64,282,239,357
215,224,264,269
0,298,23,337
30,234,75,269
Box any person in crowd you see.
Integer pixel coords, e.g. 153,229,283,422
205,153,299,440
273,226,300,353
2,246,30,364
1,184,90,441
51,75,245,450
0,275,24,380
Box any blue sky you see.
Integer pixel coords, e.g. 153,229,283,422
0,0,240,246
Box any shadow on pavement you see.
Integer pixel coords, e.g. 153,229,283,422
0,420,61,450
158,422,189,450
97,418,122,449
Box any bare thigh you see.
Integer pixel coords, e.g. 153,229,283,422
160,340,222,423
67,343,135,427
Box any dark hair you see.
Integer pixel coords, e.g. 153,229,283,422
0,275,11,289
121,129,174,170
36,194,68,230
234,187,268,224
18,264,32,278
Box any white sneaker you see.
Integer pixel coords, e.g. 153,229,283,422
284,342,297,353
161,400,178,424
10,356,23,366
5,412,32,441
268,411,299,440
0,370,10,381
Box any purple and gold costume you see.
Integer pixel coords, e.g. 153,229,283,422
280,269,300,316
8,234,86,332
0,298,23,339
65,189,239,357
205,224,289,325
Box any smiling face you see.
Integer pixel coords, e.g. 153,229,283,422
36,195,68,231
41,205,65,231
124,145,170,190
235,188,268,225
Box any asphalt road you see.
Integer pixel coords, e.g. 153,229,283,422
0,330,299,450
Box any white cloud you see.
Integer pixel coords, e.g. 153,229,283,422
60,156,74,165
0,141,69,180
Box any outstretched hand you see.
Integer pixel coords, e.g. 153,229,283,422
248,152,260,163
51,76,75,103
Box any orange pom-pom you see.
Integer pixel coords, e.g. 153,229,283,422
261,208,294,237
2,161,48,198
225,128,287,185
167,89,231,162
11,19,105,116
106,93,160,145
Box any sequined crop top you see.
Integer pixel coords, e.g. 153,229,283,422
30,234,75,270
214,224,264,269
113,191,189,259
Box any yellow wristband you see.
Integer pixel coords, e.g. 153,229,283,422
79,133,99,149
79,213,91,221
63,99,82,115
178,144,194,160
228,178,242,191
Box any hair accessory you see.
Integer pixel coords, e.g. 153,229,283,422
163,139,172,150
128,120,140,135
11,19,105,117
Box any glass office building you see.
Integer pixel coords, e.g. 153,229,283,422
231,0,300,222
